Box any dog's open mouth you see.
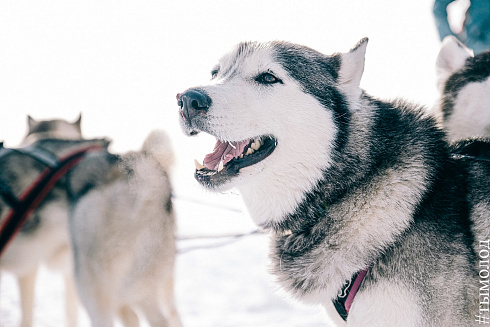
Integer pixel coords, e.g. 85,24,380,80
194,135,277,185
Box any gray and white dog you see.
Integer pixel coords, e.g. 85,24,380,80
67,130,182,327
435,35,490,142
177,39,490,326
1,117,182,327
1,116,87,327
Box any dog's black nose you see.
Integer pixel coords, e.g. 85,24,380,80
178,89,212,122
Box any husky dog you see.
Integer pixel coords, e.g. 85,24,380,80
2,116,181,327
435,36,490,141
177,39,490,326
23,114,83,145
67,130,182,327
0,115,87,327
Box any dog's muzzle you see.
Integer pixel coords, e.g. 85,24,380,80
177,89,212,125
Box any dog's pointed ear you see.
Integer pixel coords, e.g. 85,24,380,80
436,36,473,91
73,113,82,131
27,115,37,129
338,37,368,87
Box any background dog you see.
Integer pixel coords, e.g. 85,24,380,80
435,35,490,142
23,114,83,145
1,117,181,327
67,130,182,327
0,116,90,327
178,39,489,326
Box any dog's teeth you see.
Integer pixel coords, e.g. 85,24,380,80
251,141,261,151
194,159,205,171
246,148,254,156
218,161,224,172
240,154,243,159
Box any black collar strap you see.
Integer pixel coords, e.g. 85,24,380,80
333,267,369,321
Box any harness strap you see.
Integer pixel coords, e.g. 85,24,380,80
0,181,20,209
12,144,59,167
0,145,20,208
332,267,369,321
0,144,59,208
0,144,104,257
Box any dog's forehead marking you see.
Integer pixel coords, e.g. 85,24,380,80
444,51,490,96
219,42,259,76
217,42,281,80
218,41,341,87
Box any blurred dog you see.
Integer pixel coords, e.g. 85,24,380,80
23,114,83,145
435,35,490,141
67,130,182,327
0,116,87,327
1,116,182,327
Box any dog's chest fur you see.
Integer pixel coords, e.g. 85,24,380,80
265,165,477,326
267,163,427,302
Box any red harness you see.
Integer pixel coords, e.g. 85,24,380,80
0,144,105,257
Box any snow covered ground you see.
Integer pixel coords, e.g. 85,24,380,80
1,190,331,327
0,0,454,326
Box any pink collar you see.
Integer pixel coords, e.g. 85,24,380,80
333,267,370,321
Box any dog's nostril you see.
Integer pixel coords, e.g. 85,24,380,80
191,100,201,110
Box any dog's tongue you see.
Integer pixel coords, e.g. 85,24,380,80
203,139,249,170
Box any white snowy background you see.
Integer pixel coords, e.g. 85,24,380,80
0,0,469,326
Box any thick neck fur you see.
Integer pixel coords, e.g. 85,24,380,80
239,93,446,302
243,93,443,232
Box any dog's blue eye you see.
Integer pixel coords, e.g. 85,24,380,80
256,72,282,85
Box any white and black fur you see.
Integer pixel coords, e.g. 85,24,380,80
178,39,489,326
435,36,490,142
